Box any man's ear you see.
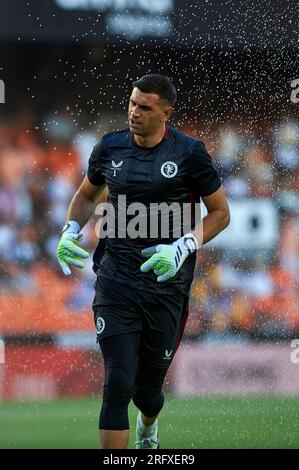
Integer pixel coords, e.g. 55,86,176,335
163,107,174,122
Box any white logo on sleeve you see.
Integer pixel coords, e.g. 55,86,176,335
163,349,173,360
96,316,105,335
161,161,178,178
111,160,123,176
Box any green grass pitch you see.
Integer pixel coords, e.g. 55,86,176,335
0,395,299,448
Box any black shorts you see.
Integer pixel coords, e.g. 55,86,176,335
92,275,189,367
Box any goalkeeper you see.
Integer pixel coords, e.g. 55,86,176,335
57,74,230,449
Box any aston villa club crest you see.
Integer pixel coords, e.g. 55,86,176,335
161,161,178,178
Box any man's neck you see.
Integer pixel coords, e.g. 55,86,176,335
133,125,166,148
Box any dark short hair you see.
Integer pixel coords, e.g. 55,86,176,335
132,74,177,107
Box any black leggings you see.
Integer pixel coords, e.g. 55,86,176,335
99,332,169,430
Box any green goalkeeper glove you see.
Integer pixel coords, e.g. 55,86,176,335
140,233,199,282
56,221,89,276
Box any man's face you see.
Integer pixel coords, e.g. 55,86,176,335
128,87,171,136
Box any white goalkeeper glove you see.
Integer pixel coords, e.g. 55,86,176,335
140,233,199,282
56,220,89,276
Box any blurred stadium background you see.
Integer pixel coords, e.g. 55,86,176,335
0,0,299,449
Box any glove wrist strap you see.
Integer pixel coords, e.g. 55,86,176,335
61,220,81,235
183,233,199,254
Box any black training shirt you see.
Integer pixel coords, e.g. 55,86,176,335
88,126,221,294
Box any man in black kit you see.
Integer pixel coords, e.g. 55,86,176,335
57,74,230,449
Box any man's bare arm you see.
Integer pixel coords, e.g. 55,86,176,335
193,186,230,246
65,176,107,229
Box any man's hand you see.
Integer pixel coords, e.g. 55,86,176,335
56,221,89,276
140,234,199,282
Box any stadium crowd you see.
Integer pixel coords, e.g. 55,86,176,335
0,112,298,340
